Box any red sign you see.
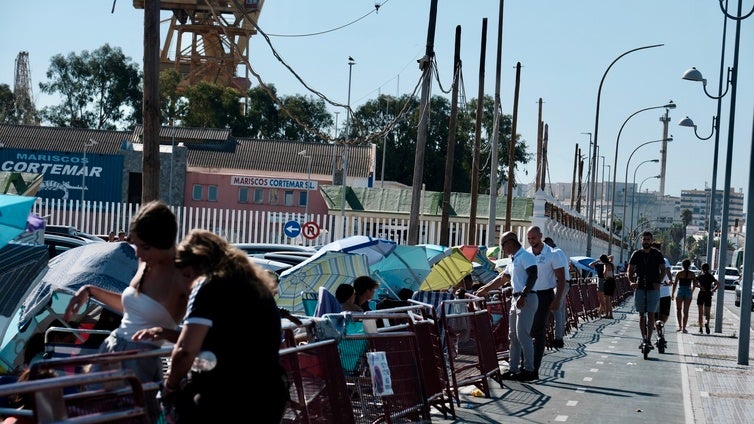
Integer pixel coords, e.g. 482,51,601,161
302,221,321,240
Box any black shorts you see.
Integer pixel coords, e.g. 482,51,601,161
697,292,712,307
658,296,671,317
603,278,616,296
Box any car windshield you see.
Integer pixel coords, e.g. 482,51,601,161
725,269,740,276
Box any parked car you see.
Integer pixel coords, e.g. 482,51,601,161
233,243,316,257
670,265,683,279
45,225,106,242
713,267,740,290
44,231,105,258
247,256,292,275
734,280,754,310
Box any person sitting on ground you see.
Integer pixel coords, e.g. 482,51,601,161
336,283,363,312
353,276,380,312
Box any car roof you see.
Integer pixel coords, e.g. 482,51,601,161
45,225,104,242
233,243,317,255
44,233,104,258
247,256,292,274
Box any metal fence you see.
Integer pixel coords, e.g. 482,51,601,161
32,199,525,248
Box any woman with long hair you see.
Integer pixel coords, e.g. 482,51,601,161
161,229,287,423
672,258,698,333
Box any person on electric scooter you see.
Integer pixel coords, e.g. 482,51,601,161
627,231,666,351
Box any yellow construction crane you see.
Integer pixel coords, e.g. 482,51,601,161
132,0,264,92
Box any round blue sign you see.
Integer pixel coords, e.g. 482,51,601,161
284,220,302,238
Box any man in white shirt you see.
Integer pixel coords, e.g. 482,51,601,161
527,226,567,377
544,236,570,348
477,231,539,381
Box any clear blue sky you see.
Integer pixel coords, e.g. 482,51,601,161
2,0,753,202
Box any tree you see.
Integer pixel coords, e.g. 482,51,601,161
38,44,141,130
680,209,693,256
279,94,333,143
0,84,16,124
243,85,282,139
180,81,244,131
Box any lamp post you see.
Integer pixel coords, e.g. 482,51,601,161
586,43,664,257
298,150,312,222
630,159,660,236
81,138,98,226
609,101,676,257
604,163,611,227
340,57,355,238
683,0,750,341
600,155,606,226
619,137,672,263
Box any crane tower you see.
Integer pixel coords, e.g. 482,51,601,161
133,0,265,93
13,51,38,125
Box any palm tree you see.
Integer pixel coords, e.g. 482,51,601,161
680,209,693,256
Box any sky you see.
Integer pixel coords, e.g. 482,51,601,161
2,0,754,203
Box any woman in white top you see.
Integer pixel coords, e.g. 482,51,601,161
64,201,190,383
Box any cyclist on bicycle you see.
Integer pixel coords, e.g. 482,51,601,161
626,231,666,350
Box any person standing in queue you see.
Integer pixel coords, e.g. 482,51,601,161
526,227,566,377
161,229,287,423
627,231,666,350
543,236,570,348
477,231,539,382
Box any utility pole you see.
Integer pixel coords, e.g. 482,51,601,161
469,18,487,244
487,0,505,247
408,0,439,245
505,62,521,232
142,0,160,203
440,26,462,247
658,109,671,197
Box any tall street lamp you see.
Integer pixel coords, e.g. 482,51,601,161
586,43,664,257
609,101,676,256
619,137,673,263
635,174,661,249
81,138,98,226
630,159,660,236
340,56,355,238
683,0,750,341
298,150,312,222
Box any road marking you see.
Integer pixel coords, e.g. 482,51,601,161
567,400,578,406
554,415,568,421
590,368,599,372
583,377,593,382
699,391,709,398
677,324,698,424
596,361,604,364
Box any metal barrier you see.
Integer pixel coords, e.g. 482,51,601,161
280,339,354,424
0,369,149,423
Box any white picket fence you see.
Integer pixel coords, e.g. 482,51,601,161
32,199,520,248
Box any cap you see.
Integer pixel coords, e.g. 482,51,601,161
500,231,518,246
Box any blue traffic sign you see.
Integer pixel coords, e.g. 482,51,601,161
284,220,302,238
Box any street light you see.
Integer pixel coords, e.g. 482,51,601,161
586,43,664,257
608,102,676,256
298,150,312,222
619,137,673,263
340,56,355,238
630,159,660,236
682,0,747,339
81,138,98,226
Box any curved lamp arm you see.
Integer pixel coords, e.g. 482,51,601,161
678,116,716,140
682,67,732,100
719,0,754,20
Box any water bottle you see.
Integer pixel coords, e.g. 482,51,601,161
191,351,217,372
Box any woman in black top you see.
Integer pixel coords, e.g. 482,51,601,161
695,263,718,334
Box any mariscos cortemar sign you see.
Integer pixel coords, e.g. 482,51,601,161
230,175,317,190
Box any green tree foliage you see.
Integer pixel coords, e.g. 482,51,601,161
0,84,16,124
159,69,184,125
352,94,530,193
180,81,244,131
244,85,282,139
279,94,333,143
38,44,141,130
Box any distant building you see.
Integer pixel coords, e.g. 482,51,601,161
680,188,744,233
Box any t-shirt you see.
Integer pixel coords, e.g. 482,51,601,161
504,246,538,293
628,248,665,288
528,244,567,290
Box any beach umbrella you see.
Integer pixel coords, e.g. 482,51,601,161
419,247,473,291
317,235,397,265
18,242,138,331
0,194,36,249
570,256,597,278
456,245,499,283
369,244,431,296
277,250,370,314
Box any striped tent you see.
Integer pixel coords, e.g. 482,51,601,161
277,250,370,314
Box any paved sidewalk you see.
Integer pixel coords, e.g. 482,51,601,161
431,294,754,423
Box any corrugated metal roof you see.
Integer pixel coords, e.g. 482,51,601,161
0,124,130,154
320,185,534,220
188,138,374,178
132,125,232,145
